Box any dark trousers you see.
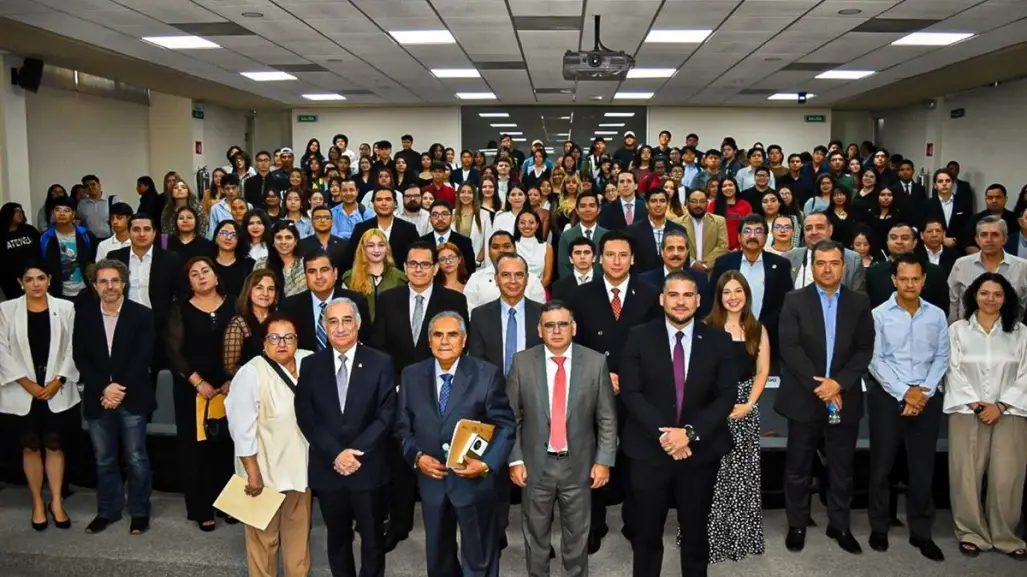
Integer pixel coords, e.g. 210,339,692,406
784,419,859,531
422,495,500,577
180,435,233,523
318,486,386,577
87,407,152,520
867,385,942,537
630,458,718,577
592,447,634,537
386,439,416,537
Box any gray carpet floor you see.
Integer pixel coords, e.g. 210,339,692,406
0,486,1021,576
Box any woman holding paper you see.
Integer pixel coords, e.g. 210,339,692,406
226,313,314,577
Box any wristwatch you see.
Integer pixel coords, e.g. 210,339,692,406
414,451,425,469
683,425,699,443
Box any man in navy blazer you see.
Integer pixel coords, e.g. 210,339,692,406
394,311,516,577
295,297,397,577
599,171,647,231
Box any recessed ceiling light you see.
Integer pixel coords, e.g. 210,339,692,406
503,131,523,136
605,112,635,117
594,131,619,135
456,92,496,100
241,71,297,82
892,32,973,46
142,36,220,50
644,29,713,44
478,112,509,117
614,92,654,100
815,69,875,80
837,9,862,15
511,138,527,142
626,68,677,79
767,92,816,101
241,12,263,18
590,96,604,100
599,123,625,127
490,123,518,128
389,30,456,45
302,93,346,101
431,68,480,78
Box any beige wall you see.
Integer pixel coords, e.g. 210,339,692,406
647,107,832,156
290,107,462,154
148,91,194,192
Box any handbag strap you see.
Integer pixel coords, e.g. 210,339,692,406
261,353,298,394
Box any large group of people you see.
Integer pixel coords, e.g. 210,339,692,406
0,129,1026,577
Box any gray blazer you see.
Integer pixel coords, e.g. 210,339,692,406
784,246,866,292
506,343,617,484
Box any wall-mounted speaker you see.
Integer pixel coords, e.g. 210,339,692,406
11,58,44,93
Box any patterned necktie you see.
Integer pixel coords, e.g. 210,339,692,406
438,373,453,415
438,235,445,245
655,228,663,250
336,354,349,414
611,287,622,321
550,356,568,452
504,308,517,376
673,331,686,422
316,302,328,350
411,294,425,344
585,228,593,240
625,203,634,225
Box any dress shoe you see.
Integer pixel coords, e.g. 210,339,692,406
85,517,113,534
499,535,508,550
785,527,806,552
588,532,603,555
868,532,888,552
130,517,150,535
48,504,71,530
382,531,408,554
31,515,48,532
909,537,944,561
826,527,863,554
549,546,556,560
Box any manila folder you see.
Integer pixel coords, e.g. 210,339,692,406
445,419,495,469
214,474,287,531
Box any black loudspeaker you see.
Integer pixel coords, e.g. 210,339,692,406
12,58,44,93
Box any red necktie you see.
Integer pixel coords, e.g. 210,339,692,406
611,288,622,321
550,356,568,452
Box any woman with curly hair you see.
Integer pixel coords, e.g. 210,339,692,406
162,179,209,239
341,228,406,321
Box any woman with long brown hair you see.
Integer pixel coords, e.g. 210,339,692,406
341,228,407,321
435,241,469,292
222,269,278,378
676,271,768,562
454,182,492,265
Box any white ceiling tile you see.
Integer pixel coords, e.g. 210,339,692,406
932,0,1027,30
804,0,900,19
719,16,798,32
132,7,228,24
37,0,122,10
882,0,980,20
241,20,316,40
788,16,867,34
733,0,819,17
0,0,51,15
351,0,435,18
281,2,356,18
510,0,583,17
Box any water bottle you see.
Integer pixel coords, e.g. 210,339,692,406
827,402,841,425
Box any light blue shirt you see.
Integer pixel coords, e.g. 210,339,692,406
682,164,700,191
735,166,776,192
739,252,765,320
521,157,553,175
330,203,372,240
816,285,840,378
500,298,527,356
290,216,314,239
434,358,460,400
310,292,330,330
208,198,252,239
869,295,950,402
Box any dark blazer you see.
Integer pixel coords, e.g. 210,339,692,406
629,218,686,273
73,299,155,419
299,234,348,270
638,267,712,320
550,274,585,303
598,197,648,231
339,216,420,272
916,193,973,246
295,344,397,492
108,245,184,331
419,231,477,275
570,276,661,375
966,209,1019,252
371,285,469,373
450,167,481,188
619,319,736,464
520,166,551,190
467,298,543,371
281,289,372,350
865,260,949,317
774,285,875,425
955,178,976,212
394,355,516,507
889,180,928,208
709,250,793,351
915,244,959,278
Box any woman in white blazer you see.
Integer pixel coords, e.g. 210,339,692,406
0,261,80,531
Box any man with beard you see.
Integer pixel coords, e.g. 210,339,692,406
679,189,729,276
396,185,431,236
865,223,948,314
638,229,711,320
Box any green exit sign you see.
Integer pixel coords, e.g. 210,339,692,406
804,114,826,123
297,114,318,123
192,109,204,120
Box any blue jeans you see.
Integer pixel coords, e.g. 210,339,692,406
87,407,152,520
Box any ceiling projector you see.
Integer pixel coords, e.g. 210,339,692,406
563,15,635,81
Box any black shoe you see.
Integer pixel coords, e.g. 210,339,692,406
499,535,508,550
129,517,150,535
909,537,944,561
31,513,48,532
868,532,889,552
224,515,239,525
826,527,863,554
198,520,216,532
382,531,408,554
85,517,113,534
1008,548,1026,561
48,504,71,530
549,546,557,560
785,527,806,552
588,532,604,555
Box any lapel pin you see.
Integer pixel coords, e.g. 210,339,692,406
358,363,363,368
772,264,777,269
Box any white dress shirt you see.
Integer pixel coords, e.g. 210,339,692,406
543,344,573,451
944,316,1027,418
409,284,434,326
397,209,431,237
311,292,330,328
500,298,527,357
432,228,452,245
795,249,815,289
378,218,394,240
127,245,153,308
434,357,460,399
938,194,955,226
925,246,943,266
574,269,594,285
464,265,547,314
579,223,598,242
604,276,630,304
95,235,131,262
692,216,705,259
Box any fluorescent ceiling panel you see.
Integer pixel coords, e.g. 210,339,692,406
594,131,619,135
767,92,816,100
390,30,456,45
302,93,346,101
456,92,497,100
604,112,635,117
241,71,297,81
644,29,713,44
815,70,875,80
478,112,509,117
613,92,654,100
892,32,973,46
490,123,518,127
431,68,481,78
143,36,220,49
599,123,625,127
626,68,677,79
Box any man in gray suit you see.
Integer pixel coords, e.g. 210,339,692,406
507,300,618,577
785,211,866,291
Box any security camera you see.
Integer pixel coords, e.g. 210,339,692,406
797,92,808,104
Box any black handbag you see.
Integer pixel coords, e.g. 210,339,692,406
203,398,227,441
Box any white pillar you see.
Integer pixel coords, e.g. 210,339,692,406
0,54,34,216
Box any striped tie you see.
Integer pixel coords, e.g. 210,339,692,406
316,302,328,350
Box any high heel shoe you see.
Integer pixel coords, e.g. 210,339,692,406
31,509,48,532
48,504,71,529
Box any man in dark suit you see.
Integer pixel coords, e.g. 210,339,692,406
295,297,397,577
299,204,348,268
420,199,476,274
866,222,949,315
450,150,481,188
551,236,597,303
629,187,686,273
371,240,469,551
468,252,542,550
394,311,516,577
916,168,973,251
964,183,1019,254
946,160,976,213
599,171,647,231
339,188,420,272
638,229,712,320
74,260,156,535
280,249,372,350
710,214,793,358
776,239,875,555
916,216,960,278
619,270,737,577
570,229,661,551
889,160,928,209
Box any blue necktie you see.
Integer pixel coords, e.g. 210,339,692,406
315,302,328,350
504,308,517,376
438,374,453,415
438,235,445,245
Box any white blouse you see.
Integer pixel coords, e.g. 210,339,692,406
944,315,1027,418
492,210,518,236
516,237,548,280
249,242,268,263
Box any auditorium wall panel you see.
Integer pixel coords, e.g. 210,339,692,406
647,106,832,156
291,107,462,155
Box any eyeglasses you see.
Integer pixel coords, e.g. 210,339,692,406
430,211,452,219
313,215,332,221
218,230,238,239
740,227,765,235
773,224,794,231
439,255,460,264
266,333,297,345
406,260,434,270
542,321,572,331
